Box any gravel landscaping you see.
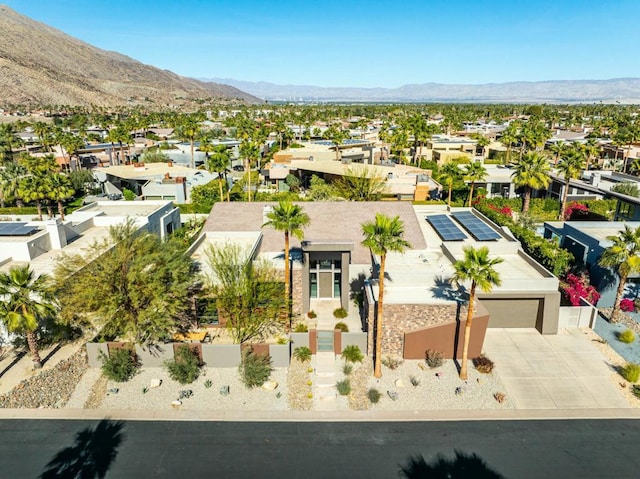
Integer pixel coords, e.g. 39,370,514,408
92,367,289,411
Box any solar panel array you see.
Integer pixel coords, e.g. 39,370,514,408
0,222,40,237
452,211,501,241
427,215,467,241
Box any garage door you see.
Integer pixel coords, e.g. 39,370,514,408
481,298,543,329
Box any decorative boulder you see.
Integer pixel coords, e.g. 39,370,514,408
394,379,404,388
171,400,182,408
387,390,399,401
262,380,278,391
149,378,162,389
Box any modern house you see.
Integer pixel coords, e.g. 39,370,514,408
200,202,560,360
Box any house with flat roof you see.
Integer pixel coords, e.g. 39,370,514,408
200,201,560,359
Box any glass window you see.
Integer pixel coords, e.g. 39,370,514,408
310,260,318,269
334,273,341,298
310,272,318,298
319,260,332,270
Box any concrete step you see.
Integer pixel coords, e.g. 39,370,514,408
315,375,335,387
316,387,337,399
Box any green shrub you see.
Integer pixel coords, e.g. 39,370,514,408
164,345,202,385
100,348,138,382
204,379,213,389
473,355,495,374
122,188,136,201
342,345,364,363
617,329,636,344
276,336,289,345
334,322,349,332
410,375,420,387
425,349,445,369
633,385,640,399
294,323,308,332
239,349,273,388
620,363,640,383
342,363,353,375
336,379,351,396
367,388,382,404
381,355,403,370
293,346,312,362
307,310,317,319
333,307,348,319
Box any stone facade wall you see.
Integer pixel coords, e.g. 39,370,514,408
291,269,303,320
367,301,465,357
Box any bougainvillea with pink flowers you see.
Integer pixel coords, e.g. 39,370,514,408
486,203,514,218
564,202,589,220
620,298,635,312
560,273,600,306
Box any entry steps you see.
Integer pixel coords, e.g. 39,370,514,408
314,351,337,410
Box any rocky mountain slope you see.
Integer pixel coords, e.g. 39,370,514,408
207,77,640,104
0,5,259,106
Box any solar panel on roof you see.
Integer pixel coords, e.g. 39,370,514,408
426,215,467,241
452,211,501,241
0,222,40,236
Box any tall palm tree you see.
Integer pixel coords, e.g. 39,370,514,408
471,133,490,160
0,265,56,368
499,123,518,165
361,213,411,378
240,140,259,202
105,124,130,166
175,115,203,169
464,162,487,207
47,173,75,220
438,162,462,207
511,152,551,212
548,141,566,166
599,225,640,322
557,147,586,220
205,144,231,203
263,201,310,325
451,246,502,380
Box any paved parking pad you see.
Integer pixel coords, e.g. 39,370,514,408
484,328,629,409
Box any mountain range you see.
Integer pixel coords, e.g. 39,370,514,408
0,5,258,106
206,78,640,104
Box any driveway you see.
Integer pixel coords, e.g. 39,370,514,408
484,328,629,409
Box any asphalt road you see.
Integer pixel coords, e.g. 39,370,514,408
1,419,638,478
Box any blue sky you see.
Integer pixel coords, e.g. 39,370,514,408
5,0,640,88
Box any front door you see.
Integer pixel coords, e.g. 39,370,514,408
319,272,333,298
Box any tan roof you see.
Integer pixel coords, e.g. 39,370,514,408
203,202,427,264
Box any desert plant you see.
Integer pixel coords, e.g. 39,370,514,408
293,346,312,362
342,345,364,363
100,348,138,382
333,307,348,319
164,345,202,385
276,336,289,345
620,363,640,383
204,379,213,389
633,385,640,399
425,349,445,369
494,392,506,404
239,349,273,388
307,310,317,319
473,355,495,374
367,388,382,404
342,363,353,376
617,329,636,344
334,322,349,332
336,379,351,396
294,323,309,333
381,355,403,370
409,375,420,387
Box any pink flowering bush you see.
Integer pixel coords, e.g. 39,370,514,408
620,298,635,312
561,273,600,306
564,202,589,220
486,203,514,218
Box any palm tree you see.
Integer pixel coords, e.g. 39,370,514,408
557,148,586,220
599,226,640,322
175,115,203,169
361,213,411,378
47,173,75,219
204,144,231,202
499,123,518,164
451,246,503,380
105,124,130,166
464,162,487,207
438,162,462,206
240,139,259,202
263,201,310,325
0,265,56,368
511,152,551,212
471,133,490,160
548,141,566,166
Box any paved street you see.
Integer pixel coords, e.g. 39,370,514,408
1,419,639,478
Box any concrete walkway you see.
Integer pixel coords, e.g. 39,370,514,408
484,328,629,409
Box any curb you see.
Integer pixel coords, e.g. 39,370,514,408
1,407,639,422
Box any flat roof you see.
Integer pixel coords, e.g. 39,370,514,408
95,163,202,181
75,201,163,217
546,221,640,246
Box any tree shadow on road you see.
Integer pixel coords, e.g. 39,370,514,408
399,450,505,479
39,419,125,479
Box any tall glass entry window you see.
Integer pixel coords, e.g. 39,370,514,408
309,257,341,299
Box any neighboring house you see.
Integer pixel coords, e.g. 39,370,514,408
200,202,560,360
94,163,217,203
426,135,477,163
